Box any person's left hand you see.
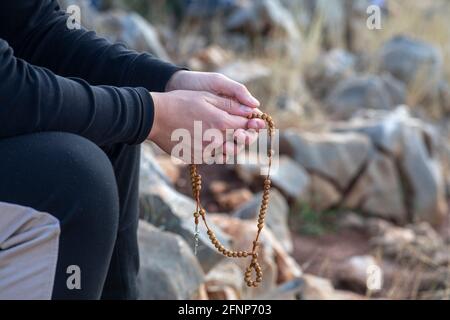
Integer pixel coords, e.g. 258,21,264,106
166,70,261,109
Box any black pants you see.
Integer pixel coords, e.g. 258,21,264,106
0,132,141,299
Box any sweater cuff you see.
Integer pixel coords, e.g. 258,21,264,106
127,53,185,92
133,87,155,145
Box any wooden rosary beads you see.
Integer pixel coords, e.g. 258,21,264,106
189,112,275,288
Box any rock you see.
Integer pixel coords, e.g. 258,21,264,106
216,188,254,211
137,220,204,299
139,152,231,271
270,157,310,199
301,174,341,211
325,74,406,120
336,211,367,231
233,189,293,253
216,60,271,87
343,152,407,223
205,261,243,300
379,36,443,100
255,278,303,300
368,219,446,260
187,45,233,71
216,60,273,102
276,95,305,117
236,155,310,200
281,130,372,191
299,0,346,49
300,274,334,300
305,49,356,99
140,143,173,188
300,274,364,300
94,11,171,60
155,155,182,185
438,80,450,114
226,0,300,41
335,255,381,294
345,0,382,53
209,180,229,195
333,106,448,225
182,0,238,19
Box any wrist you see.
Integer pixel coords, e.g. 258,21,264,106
165,70,189,92
148,92,163,141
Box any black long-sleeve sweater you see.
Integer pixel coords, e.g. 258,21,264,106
0,1,182,146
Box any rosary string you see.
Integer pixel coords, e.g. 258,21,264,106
189,112,275,288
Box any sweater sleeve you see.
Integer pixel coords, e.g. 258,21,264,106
0,39,153,146
0,0,182,92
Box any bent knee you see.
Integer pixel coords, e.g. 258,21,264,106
0,132,120,226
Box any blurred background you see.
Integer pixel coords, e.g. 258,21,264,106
60,0,450,300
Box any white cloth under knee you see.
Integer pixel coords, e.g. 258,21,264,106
0,201,60,299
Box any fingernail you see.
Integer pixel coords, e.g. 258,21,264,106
240,104,253,113
249,96,260,107
257,119,266,129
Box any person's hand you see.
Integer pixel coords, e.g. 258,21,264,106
148,90,264,163
165,70,260,109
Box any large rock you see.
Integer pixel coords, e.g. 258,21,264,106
368,219,448,263
215,188,254,211
94,11,171,60
300,274,365,300
335,255,381,294
137,220,204,299
225,0,301,58
226,0,300,41
216,60,271,88
181,0,238,19
232,189,293,253
139,145,230,271
281,130,372,191
204,261,243,300
343,152,407,223
284,0,346,49
236,155,310,200
334,106,448,225
326,74,406,120
379,36,443,100
301,174,342,212
305,49,356,99
345,0,384,53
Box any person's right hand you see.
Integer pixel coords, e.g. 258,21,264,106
148,90,265,163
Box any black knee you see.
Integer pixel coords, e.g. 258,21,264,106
0,132,120,235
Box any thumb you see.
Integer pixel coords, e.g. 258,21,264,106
213,74,260,108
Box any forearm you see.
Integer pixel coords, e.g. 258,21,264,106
0,0,182,92
0,39,153,146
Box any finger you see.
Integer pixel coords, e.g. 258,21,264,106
223,140,245,158
220,112,249,131
213,74,260,108
233,128,249,145
247,118,266,130
244,129,259,145
234,128,258,146
205,93,255,117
